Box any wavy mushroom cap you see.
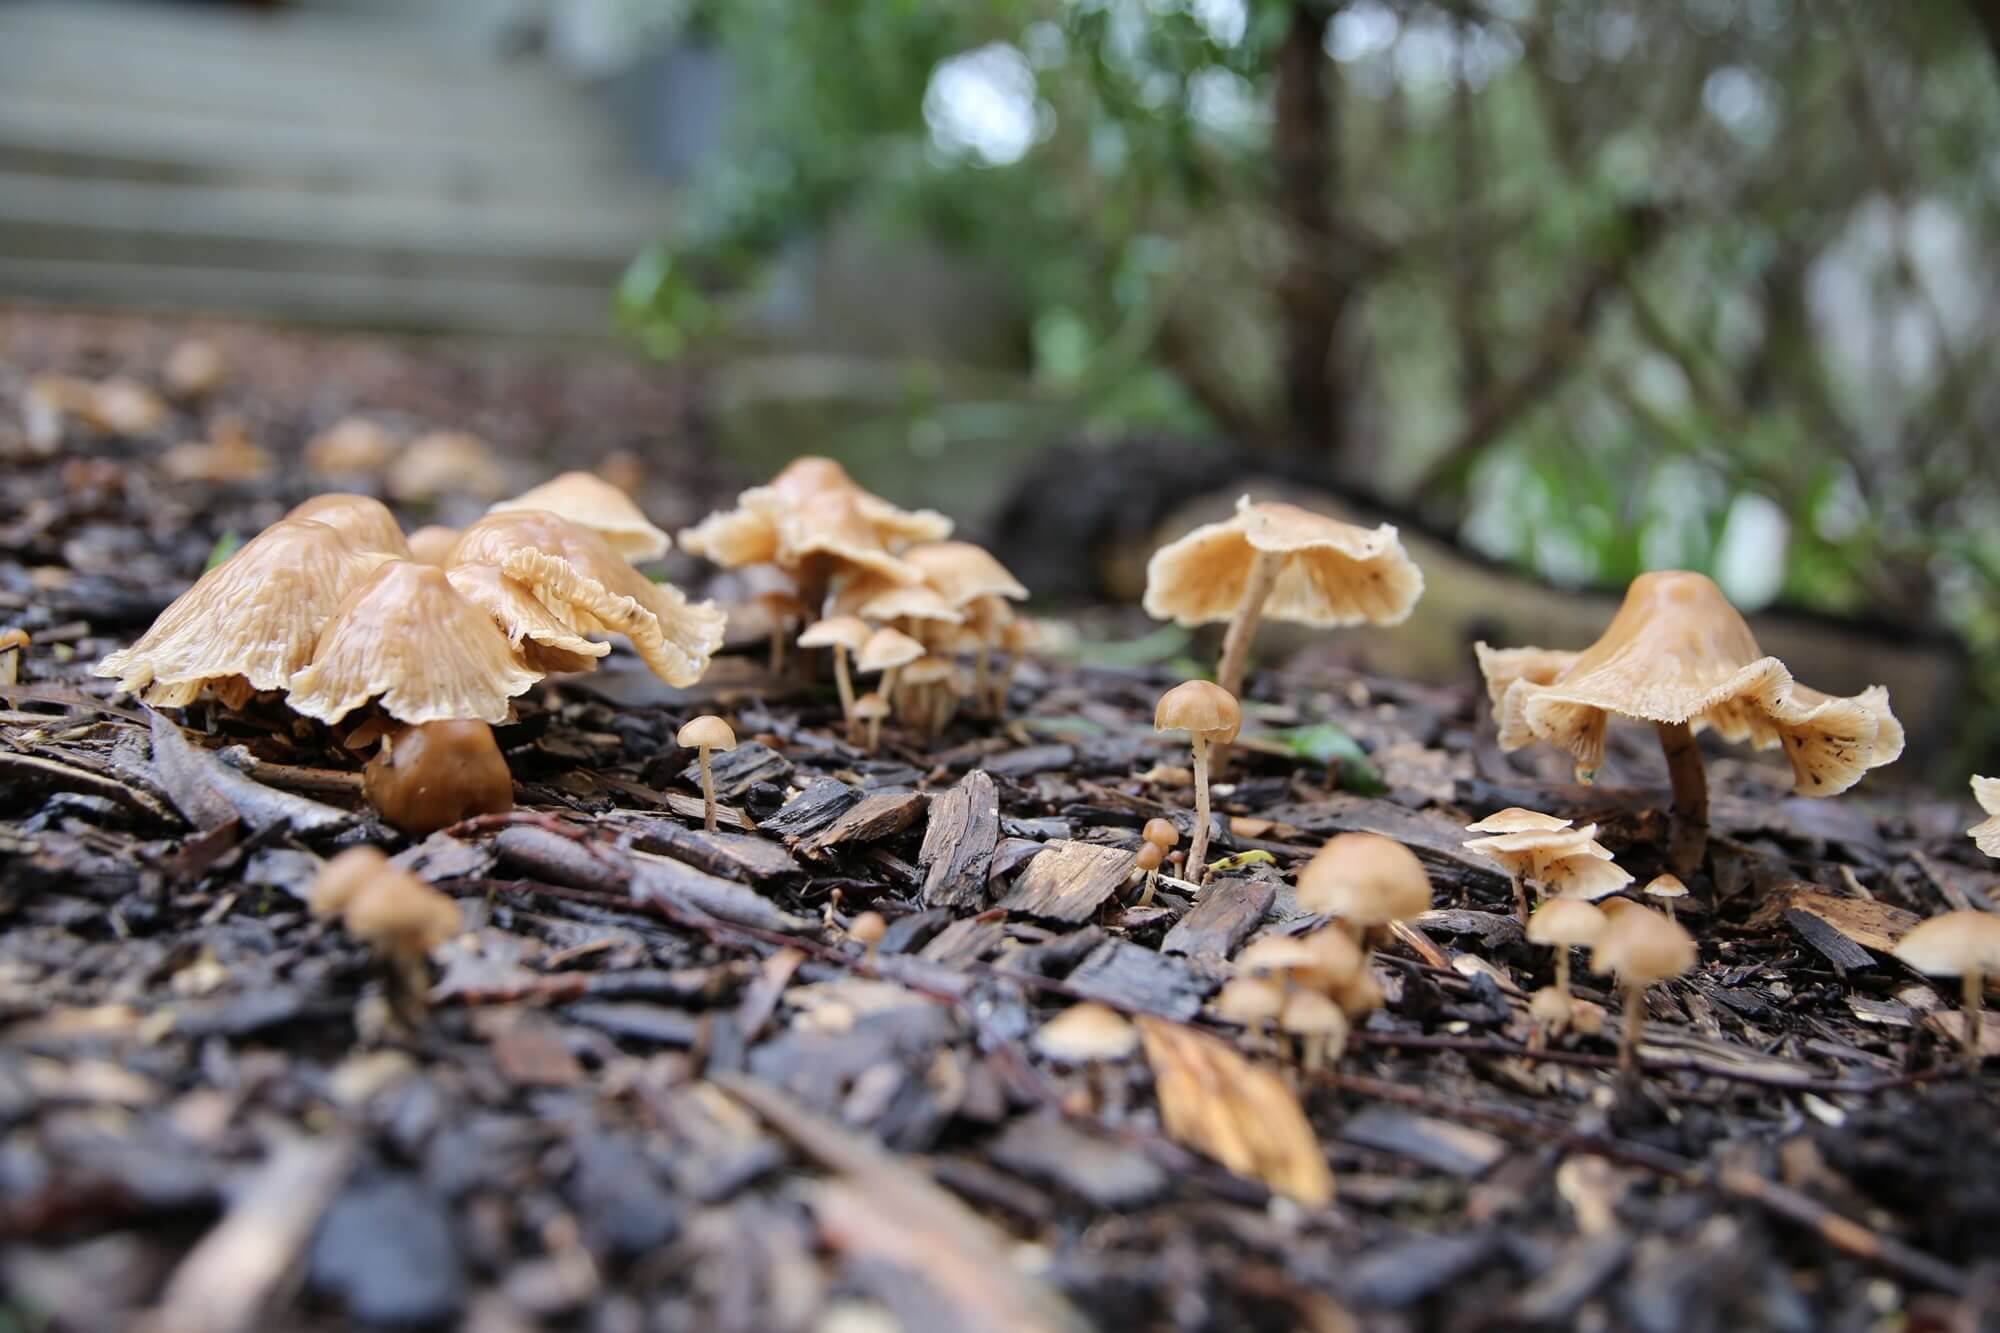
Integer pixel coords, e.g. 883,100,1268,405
1296,832,1432,924
305,417,398,476
1213,975,1285,1026
1590,904,1696,986
1893,910,2000,977
451,510,725,688
834,576,966,626
1969,776,2000,859
1463,823,1627,900
1143,495,1424,630
406,525,461,567
679,455,950,573
1476,571,1904,796
677,714,737,750
387,431,506,503
287,493,413,558
1154,679,1242,742
1466,807,1573,835
286,560,541,725
1527,897,1609,948
489,471,671,562
364,720,514,836
797,615,873,652
444,564,609,674
94,518,392,706
856,626,924,675
901,541,1029,607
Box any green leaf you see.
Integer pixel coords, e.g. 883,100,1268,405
1072,624,1192,670
1258,723,1385,796
203,531,242,571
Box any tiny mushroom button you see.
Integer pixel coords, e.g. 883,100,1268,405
1893,910,2000,1063
678,715,738,833
1153,680,1242,889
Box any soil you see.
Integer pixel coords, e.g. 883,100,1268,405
2,308,1998,1333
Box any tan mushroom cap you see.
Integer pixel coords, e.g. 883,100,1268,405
1144,495,1424,630
309,845,391,919
406,525,461,567
856,626,924,674
835,577,967,626
1893,910,2000,977
898,655,956,688
1143,818,1181,849
1527,897,1609,948
901,541,1029,608
387,431,506,503
1968,776,2000,859
852,691,891,721
451,510,726,688
677,715,737,750
1278,988,1350,1040
1539,853,1636,902
1135,842,1166,874
1213,975,1285,1026
287,494,413,559
1238,927,1366,994
1466,807,1573,835
343,869,463,956
1590,905,1696,985
1033,1002,1139,1062
1529,985,1573,1030
95,518,393,706
679,456,949,574
305,417,398,476
363,720,514,836
286,560,541,725
1476,571,1904,796
1296,832,1432,924
164,339,226,399
489,471,671,562
1154,679,1242,742
444,564,609,674
1643,874,1689,903
797,615,872,652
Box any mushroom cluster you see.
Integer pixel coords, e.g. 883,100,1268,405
1463,807,1631,924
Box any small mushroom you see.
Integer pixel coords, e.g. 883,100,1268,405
1528,985,1573,1044
1893,910,2000,1063
1213,975,1285,1047
309,847,461,1019
1967,776,2000,858
0,628,28,686
1278,989,1350,1073
1132,841,1167,907
388,431,506,503
489,471,670,562
305,417,399,477
678,714,737,832
1526,897,1608,999
855,627,924,737
308,846,392,918
1153,681,1242,888
798,615,872,740
853,692,891,754
1135,818,1180,906
1590,905,1696,1080
848,910,888,960
363,720,514,836
1477,570,1903,874
1033,1002,1139,1063
406,525,461,567
1296,833,1432,951
161,416,274,483
1464,810,1630,924
1144,496,1424,699
1642,874,1688,921
893,654,957,742
164,339,226,400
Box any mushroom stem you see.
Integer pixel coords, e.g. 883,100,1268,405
698,746,718,833
993,651,1018,717
1963,968,1985,1063
974,644,992,718
1511,873,1528,927
1137,868,1159,908
1188,733,1214,888
832,646,856,741
1620,981,1645,1080
1657,720,1708,875
1555,949,1571,998
867,711,883,754
768,626,786,676
1216,549,1281,700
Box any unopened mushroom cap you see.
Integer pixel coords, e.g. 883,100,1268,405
1143,495,1424,630
1477,571,1904,796
1590,905,1696,985
363,720,514,836
1968,776,2000,858
1238,934,1326,975
387,431,506,503
1643,874,1689,902
343,869,462,956
1296,832,1432,924
94,518,393,706
309,845,391,918
1527,897,1609,948
1154,679,1242,742
848,910,888,948
1892,910,2000,977
1213,975,1284,1026
286,560,541,725
797,615,873,652
1135,842,1166,873
489,471,671,562
677,715,737,750
406,525,461,567
1279,988,1350,1041
856,627,924,674
305,417,398,476
444,563,609,674
288,494,413,559
901,541,1029,607
1032,1002,1139,1062
852,691,891,721
1466,807,1573,835
1143,817,1181,849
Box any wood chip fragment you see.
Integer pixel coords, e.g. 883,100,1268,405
1137,1017,1332,1206
1781,888,1921,955
1162,877,1277,959
798,790,928,858
918,770,999,910
998,840,1135,923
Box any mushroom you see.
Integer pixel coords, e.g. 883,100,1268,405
1893,910,2000,1062
1134,817,1180,906
286,561,541,724
1463,810,1631,924
388,431,506,503
362,720,514,836
1526,898,1608,1000
287,494,413,559
406,525,462,567
451,510,725,687
1528,985,1573,1044
161,417,275,483
1296,832,1433,955
308,845,391,918
1642,874,1689,921
1132,842,1167,906
443,564,610,674
95,519,393,708
893,655,957,742
305,417,398,477
1033,1002,1139,1063
1590,904,1696,1080
488,471,671,562
853,692,891,753
855,627,924,732
1213,975,1285,1047
329,861,462,1020
0,628,28,686
848,910,888,960
797,615,872,740
740,566,808,674
1144,496,1424,699
85,377,169,438
1967,777,2000,858
1279,989,1350,1072
1153,680,1242,888
898,541,1029,710
1477,570,1903,874
164,339,226,400
678,714,737,833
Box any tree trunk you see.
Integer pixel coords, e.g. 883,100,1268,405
1273,1,1343,464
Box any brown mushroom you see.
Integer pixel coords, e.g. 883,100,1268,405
855,626,924,734
848,910,888,960
1528,985,1573,1044
339,865,463,1019
1642,874,1689,921
1132,842,1167,907
287,493,412,559
1893,910,2000,1062
1278,989,1350,1072
0,628,28,687
1144,496,1424,699
892,654,957,742
489,471,671,562
363,720,514,836
1478,570,1903,874
678,714,737,832
1463,809,1631,924
1526,897,1608,999
161,416,275,483
798,615,872,740
1033,1002,1139,1063
1154,680,1242,887
1590,905,1696,1079
164,339,226,400
308,845,392,918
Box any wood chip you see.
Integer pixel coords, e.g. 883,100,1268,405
1162,877,1276,958
1783,907,1877,972
758,776,862,840
1781,887,1921,955
918,770,1000,910
622,818,801,884
491,1023,586,1088
798,790,928,858
987,1113,1166,1208
1137,1017,1332,1206
1339,1108,1506,1178
998,840,1134,923
1065,940,1212,1020
681,741,792,799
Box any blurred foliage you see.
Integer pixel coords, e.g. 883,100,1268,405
622,0,2000,743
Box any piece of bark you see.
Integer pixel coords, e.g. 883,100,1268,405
798,790,928,858
985,744,1076,780
1783,907,1877,973
494,825,632,894
623,819,801,884
998,840,1135,923
660,790,753,831
989,837,1047,883
1162,877,1276,959
1780,887,1921,954
1137,1018,1331,1207
629,850,816,934
1339,1108,1506,1178
758,777,863,841
147,709,349,834
680,741,791,799
1064,940,1211,1020
920,916,1008,968
919,770,1000,910
987,1113,1167,1208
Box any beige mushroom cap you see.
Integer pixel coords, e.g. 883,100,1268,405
1143,495,1424,630
1476,571,1904,796
1529,985,1573,1031
286,560,541,725
839,578,966,627
489,471,671,562
444,564,609,674
1527,897,1609,949
1033,1002,1139,1062
1154,679,1242,742
898,655,956,688
305,417,398,476
451,510,725,688
1643,874,1690,903
1539,853,1636,902
1590,905,1696,985
164,339,227,399
856,627,925,675
1143,817,1181,849
1296,832,1432,924
1466,807,1573,835
287,494,413,559
388,431,506,503
1893,910,2000,977
798,615,873,652
677,715,737,751
1213,975,1285,1026
1237,934,1328,975
901,541,1029,607
406,525,462,567
679,456,949,575
852,691,891,722
309,845,391,919
1968,776,2000,859
94,518,393,706
1279,989,1350,1042
343,870,463,957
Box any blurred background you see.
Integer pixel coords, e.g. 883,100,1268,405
4,0,1998,768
